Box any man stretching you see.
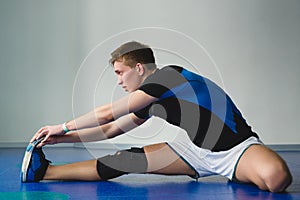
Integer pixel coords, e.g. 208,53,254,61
21,41,292,192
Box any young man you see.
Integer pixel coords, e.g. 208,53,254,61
21,41,292,192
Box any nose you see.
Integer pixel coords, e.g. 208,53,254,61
117,76,123,85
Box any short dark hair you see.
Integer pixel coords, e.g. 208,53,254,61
109,41,156,70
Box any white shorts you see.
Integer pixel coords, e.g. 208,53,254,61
168,134,263,180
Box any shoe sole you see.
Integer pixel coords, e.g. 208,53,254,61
21,138,44,182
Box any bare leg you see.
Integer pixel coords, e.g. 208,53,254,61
144,143,196,176
235,144,292,192
42,143,195,181
44,160,100,181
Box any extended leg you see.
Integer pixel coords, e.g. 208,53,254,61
44,160,100,181
43,142,195,181
96,142,196,180
234,144,292,192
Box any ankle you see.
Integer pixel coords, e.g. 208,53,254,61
43,165,52,180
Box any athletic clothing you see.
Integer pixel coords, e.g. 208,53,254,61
95,65,261,180
97,147,148,180
134,65,258,152
167,134,263,180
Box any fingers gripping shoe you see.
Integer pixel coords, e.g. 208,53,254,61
21,138,50,182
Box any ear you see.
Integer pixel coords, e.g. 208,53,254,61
135,63,145,76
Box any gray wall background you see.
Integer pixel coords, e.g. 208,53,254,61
0,0,299,146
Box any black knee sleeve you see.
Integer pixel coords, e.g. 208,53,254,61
96,147,148,180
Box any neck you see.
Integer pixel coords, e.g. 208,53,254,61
141,67,157,83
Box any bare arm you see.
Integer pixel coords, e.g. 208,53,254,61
31,90,156,143
66,90,156,130
37,113,146,147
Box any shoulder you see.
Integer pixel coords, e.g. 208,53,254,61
138,65,187,98
144,65,184,83
161,65,183,72
155,65,183,75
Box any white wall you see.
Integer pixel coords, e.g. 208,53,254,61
0,0,299,145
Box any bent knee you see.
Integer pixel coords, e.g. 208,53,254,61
262,163,292,192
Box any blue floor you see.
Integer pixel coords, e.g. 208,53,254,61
0,147,299,200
